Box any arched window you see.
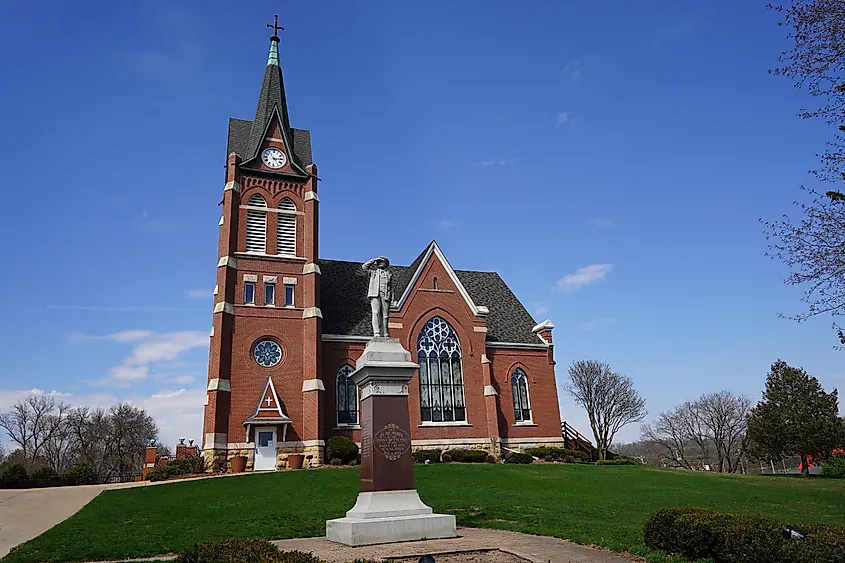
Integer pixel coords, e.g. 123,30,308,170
511,368,531,423
277,198,296,256
418,317,466,422
336,365,357,425
245,194,267,253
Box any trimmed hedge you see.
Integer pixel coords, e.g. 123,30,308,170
147,456,209,482
176,538,324,563
643,506,845,562
505,452,534,464
524,447,589,462
326,436,359,464
444,449,487,463
596,457,638,465
412,449,442,464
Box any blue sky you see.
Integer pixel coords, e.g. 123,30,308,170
0,1,841,447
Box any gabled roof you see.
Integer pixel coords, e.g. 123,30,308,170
319,243,544,345
247,376,291,422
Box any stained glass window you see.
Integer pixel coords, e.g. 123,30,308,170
512,368,532,423
336,365,357,425
418,317,466,422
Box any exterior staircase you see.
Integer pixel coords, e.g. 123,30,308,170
561,421,596,460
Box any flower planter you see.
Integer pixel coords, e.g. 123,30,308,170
288,454,305,470
230,455,247,473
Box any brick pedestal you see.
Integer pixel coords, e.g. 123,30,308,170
326,337,456,546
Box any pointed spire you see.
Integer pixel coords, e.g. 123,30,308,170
244,15,292,163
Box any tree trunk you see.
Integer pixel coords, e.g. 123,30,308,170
801,454,810,476
598,447,607,461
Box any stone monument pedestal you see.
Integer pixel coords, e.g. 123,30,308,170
325,337,457,546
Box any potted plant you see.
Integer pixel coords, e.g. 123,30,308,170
287,454,305,469
230,455,248,473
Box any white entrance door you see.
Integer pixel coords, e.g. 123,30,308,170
254,428,277,471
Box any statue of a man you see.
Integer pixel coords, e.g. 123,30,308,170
362,256,392,337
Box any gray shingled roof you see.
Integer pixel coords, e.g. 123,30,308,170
226,47,312,170
319,252,541,345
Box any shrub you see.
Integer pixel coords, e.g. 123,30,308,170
30,466,56,480
822,452,845,478
505,452,534,464
1,463,27,480
146,468,168,482
596,458,638,465
643,507,845,562
67,462,95,485
445,449,488,463
441,453,452,463
524,447,589,462
176,538,324,563
326,436,359,464
781,522,845,562
329,458,342,466
485,455,497,464
412,449,441,464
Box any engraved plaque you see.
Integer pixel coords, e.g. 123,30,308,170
361,423,372,461
374,423,411,461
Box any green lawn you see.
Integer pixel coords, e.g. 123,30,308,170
4,465,845,563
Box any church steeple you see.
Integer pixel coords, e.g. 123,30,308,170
243,15,294,165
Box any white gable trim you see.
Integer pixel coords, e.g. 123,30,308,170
395,241,481,316
252,376,289,418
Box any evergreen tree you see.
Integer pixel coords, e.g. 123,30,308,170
747,359,844,475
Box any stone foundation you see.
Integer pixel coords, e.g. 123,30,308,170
276,444,324,469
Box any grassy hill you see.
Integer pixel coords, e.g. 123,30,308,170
4,464,845,563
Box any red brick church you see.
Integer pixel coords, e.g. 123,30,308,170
202,26,565,471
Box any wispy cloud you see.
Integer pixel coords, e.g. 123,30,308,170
580,317,617,331
476,157,519,167
438,220,458,229
186,289,212,299
74,330,209,388
591,218,613,228
561,59,584,82
557,264,613,293
651,22,698,48
533,305,550,318
555,112,570,127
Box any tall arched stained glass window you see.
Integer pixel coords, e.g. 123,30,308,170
418,317,466,422
336,365,357,425
511,368,531,423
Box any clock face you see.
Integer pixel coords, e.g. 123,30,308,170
261,147,287,169
253,340,282,367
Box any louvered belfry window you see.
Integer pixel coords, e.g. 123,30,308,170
277,198,297,256
245,194,267,253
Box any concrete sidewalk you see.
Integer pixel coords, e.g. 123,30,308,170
271,528,632,563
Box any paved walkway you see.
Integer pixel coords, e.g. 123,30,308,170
271,528,631,563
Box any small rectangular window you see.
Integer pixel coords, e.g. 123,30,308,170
265,283,275,306
244,282,255,304
284,284,294,307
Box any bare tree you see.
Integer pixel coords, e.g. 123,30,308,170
642,391,751,473
763,2,845,344
0,396,68,469
565,360,648,460
641,407,699,469
108,403,158,480
698,391,752,473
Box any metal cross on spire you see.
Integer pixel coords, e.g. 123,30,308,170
267,14,284,41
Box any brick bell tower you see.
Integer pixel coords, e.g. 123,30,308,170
203,17,323,470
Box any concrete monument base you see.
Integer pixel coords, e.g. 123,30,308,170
326,490,456,546
326,334,456,546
